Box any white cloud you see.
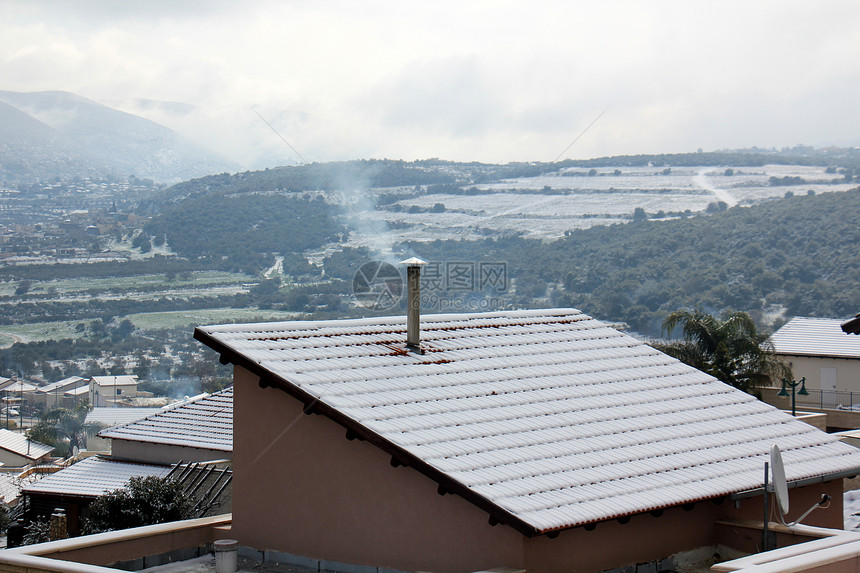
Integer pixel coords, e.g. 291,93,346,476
2,0,860,165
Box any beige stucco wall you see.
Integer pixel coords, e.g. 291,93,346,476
0,450,33,468
232,365,524,573
88,383,138,408
232,365,846,573
108,439,230,465
779,354,860,394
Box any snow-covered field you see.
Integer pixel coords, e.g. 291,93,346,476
342,164,855,249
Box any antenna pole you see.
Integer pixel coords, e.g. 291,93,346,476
762,460,770,552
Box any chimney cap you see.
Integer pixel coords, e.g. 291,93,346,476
400,257,427,266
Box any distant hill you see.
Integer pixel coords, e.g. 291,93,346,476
0,90,239,183
0,100,113,179
401,187,860,335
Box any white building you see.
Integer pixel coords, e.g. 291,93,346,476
88,375,139,407
35,376,87,409
770,317,860,395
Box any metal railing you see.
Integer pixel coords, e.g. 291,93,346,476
794,389,860,411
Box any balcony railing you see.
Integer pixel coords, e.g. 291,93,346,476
794,389,860,411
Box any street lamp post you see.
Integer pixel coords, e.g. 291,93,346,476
778,376,809,417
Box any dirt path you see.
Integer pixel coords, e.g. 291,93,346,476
0,333,24,349
693,167,738,207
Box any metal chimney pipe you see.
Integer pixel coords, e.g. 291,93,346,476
400,257,427,352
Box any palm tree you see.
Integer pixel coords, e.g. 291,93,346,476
652,308,790,393
27,400,93,457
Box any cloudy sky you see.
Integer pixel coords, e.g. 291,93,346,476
2,0,859,168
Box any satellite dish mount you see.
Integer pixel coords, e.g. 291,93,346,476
762,444,831,552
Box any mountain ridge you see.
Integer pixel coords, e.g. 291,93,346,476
0,90,239,183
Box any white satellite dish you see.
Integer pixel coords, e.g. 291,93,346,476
770,444,790,516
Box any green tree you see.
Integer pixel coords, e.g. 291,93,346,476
116,319,135,339
27,401,93,457
14,281,32,295
652,309,789,393
83,476,194,534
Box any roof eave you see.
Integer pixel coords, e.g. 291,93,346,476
729,467,860,500
193,326,540,538
773,351,860,361
99,433,232,452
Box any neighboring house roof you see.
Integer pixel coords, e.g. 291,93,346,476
66,386,89,396
195,308,860,536
91,375,138,387
97,388,232,452
85,408,162,428
21,455,169,498
37,376,86,394
0,378,10,391
771,317,860,360
0,381,37,393
0,429,53,460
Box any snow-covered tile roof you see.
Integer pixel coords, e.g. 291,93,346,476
0,381,37,393
85,407,162,428
37,376,86,394
771,317,860,359
22,456,169,498
97,388,232,452
0,429,53,460
196,308,860,534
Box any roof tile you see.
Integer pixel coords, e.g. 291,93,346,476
98,388,232,452
196,308,860,533
771,316,860,359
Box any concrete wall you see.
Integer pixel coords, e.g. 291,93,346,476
0,515,231,571
232,365,847,573
109,439,230,465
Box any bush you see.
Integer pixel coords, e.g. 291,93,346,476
23,517,50,545
83,476,193,534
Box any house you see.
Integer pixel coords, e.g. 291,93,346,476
19,453,233,540
83,407,162,452
88,375,139,407
20,455,171,536
35,376,87,409
96,388,233,464
63,385,91,408
0,380,38,411
0,428,53,467
194,305,860,573
770,317,860,394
